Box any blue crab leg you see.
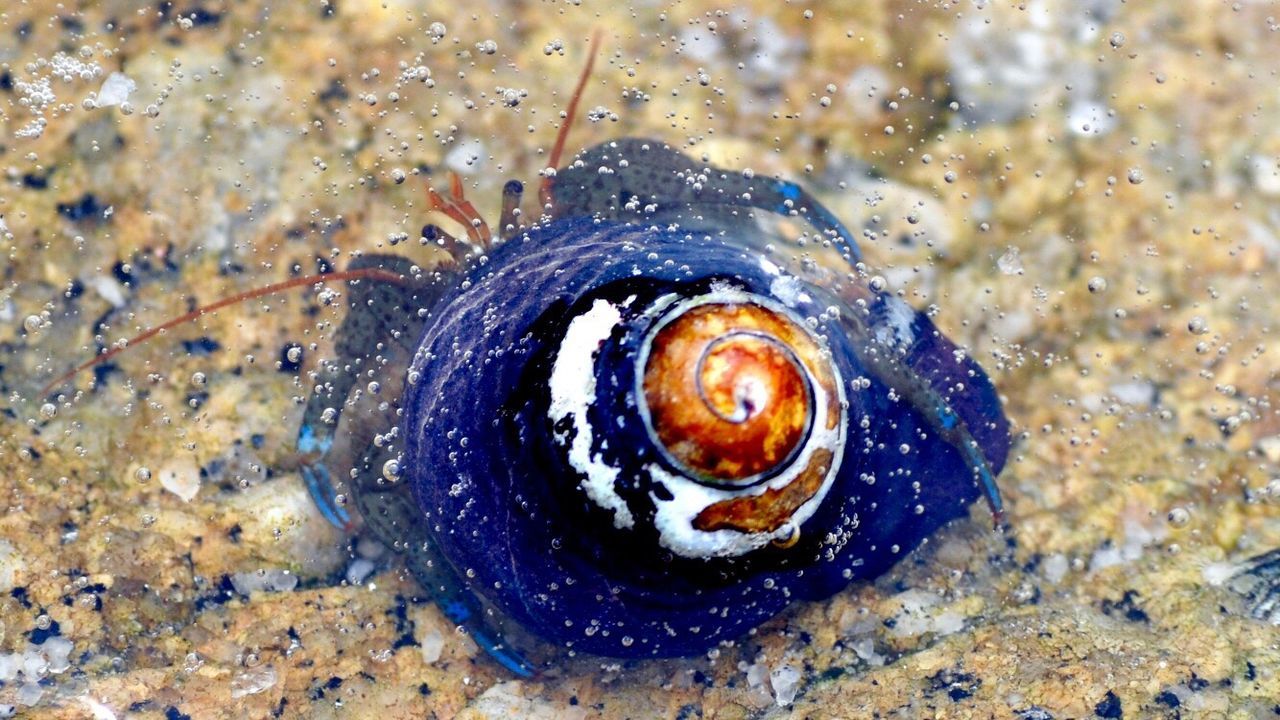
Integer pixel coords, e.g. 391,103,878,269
297,370,360,531
299,458,353,531
350,434,539,677
869,353,1006,523
433,579,536,677
940,404,1006,523
848,294,1008,525
358,458,539,676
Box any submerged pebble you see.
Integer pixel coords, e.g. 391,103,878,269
0,541,25,593
95,72,135,107
156,457,201,502
230,569,298,594
770,663,803,706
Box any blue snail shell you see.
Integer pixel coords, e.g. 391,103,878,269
401,200,1010,658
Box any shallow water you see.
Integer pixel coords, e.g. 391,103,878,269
2,1,1280,718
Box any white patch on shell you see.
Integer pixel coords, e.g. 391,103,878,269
640,289,846,559
873,296,917,349
768,275,810,307
547,299,634,529
758,256,811,308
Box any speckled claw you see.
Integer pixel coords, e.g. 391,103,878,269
751,175,863,262
293,252,538,674
295,254,430,529
544,138,860,261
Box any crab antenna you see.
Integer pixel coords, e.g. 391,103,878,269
540,29,603,210
41,267,412,396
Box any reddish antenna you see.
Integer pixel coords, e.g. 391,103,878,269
41,267,410,396
539,29,604,209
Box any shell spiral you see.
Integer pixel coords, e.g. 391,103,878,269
402,210,1009,659
633,295,846,554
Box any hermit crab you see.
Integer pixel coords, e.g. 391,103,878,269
46,39,1010,676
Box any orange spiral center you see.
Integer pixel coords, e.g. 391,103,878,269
642,302,818,483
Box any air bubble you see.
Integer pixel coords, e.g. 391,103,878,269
382,458,403,483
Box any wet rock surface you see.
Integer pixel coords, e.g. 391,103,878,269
2,0,1280,717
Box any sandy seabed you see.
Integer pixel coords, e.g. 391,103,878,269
2,1,1280,717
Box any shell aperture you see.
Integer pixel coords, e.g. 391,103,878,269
640,298,832,486
633,291,846,557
